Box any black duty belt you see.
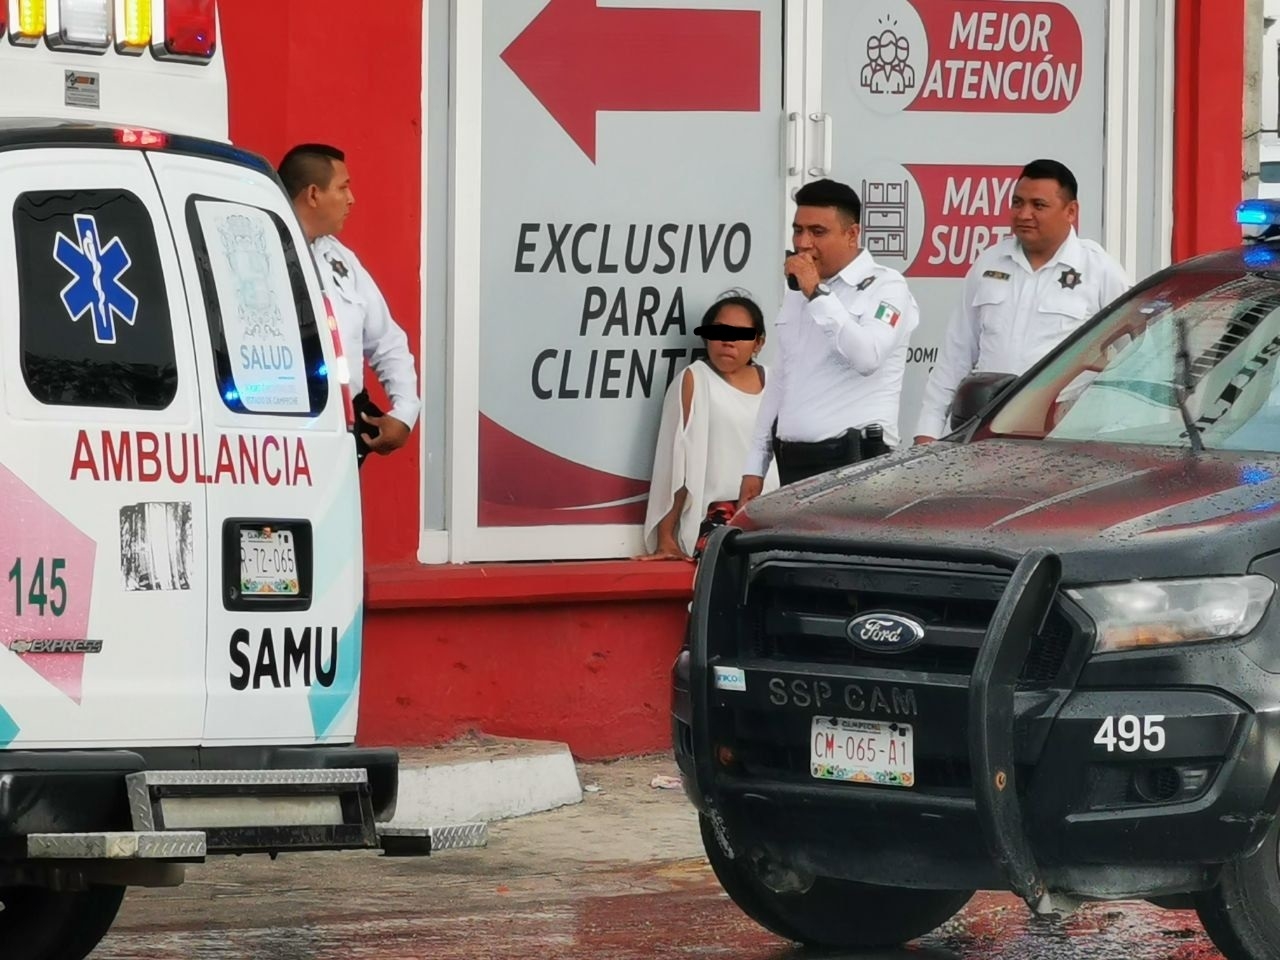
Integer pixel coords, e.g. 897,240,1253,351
773,426,890,486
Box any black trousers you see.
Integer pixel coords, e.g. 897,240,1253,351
773,427,889,486
352,389,384,468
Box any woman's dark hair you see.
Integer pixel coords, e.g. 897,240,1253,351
700,295,765,337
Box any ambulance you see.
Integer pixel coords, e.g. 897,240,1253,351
0,3,429,957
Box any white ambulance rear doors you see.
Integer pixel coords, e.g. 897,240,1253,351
0,141,209,747
146,149,364,747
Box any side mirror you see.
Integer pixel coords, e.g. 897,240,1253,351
949,372,1018,433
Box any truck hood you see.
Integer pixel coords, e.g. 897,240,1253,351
736,440,1280,582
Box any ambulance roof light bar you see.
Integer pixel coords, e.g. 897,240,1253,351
4,0,215,59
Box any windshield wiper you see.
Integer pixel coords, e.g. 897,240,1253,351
1174,312,1205,454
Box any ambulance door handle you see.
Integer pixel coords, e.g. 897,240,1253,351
785,112,801,177
808,112,832,178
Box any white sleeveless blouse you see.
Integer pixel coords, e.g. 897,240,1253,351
644,360,781,555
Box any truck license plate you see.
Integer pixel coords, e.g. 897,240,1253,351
810,716,915,788
239,527,300,596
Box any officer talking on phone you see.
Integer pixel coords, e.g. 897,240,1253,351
738,178,920,505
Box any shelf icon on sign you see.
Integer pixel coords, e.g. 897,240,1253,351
862,179,910,260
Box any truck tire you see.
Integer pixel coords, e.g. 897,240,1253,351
49,885,127,960
699,815,972,948
0,885,125,960
1195,815,1280,960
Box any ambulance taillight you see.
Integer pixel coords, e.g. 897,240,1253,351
159,0,215,60
323,294,355,429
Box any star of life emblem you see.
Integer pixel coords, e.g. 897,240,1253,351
52,213,139,345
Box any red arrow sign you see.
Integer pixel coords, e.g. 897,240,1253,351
501,0,761,163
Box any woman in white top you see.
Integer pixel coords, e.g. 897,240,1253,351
639,295,781,561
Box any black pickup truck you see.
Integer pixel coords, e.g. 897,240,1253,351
674,203,1280,960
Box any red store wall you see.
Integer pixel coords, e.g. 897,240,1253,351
1173,0,1247,260
221,0,424,569
219,0,1247,760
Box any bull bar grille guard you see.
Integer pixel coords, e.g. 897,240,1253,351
688,526,1066,914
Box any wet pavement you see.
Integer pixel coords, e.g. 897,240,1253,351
91,757,1225,960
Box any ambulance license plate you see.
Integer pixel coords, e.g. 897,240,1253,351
239,527,300,596
810,716,915,788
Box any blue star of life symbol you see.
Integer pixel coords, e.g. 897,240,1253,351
53,214,139,345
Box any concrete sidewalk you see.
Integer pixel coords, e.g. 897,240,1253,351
387,734,592,835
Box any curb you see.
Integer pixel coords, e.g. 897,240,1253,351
388,737,584,828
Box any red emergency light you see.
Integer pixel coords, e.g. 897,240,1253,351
163,0,216,59
0,4,7,39
115,128,170,148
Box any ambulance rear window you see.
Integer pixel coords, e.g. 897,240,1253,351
186,197,328,417
14,190,177,409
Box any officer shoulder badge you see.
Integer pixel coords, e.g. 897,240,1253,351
326,254,350,280
982,270,1011,281
855,275,875,291
1058,266,1083,290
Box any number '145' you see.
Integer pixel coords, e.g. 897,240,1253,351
8,558,68,617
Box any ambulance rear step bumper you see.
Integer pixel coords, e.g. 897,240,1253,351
375,821,489,856
126,768,379,854
23,822,486,862
28,831,207,861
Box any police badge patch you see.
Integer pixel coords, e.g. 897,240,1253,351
326,254,350,280
1058,267,1083,290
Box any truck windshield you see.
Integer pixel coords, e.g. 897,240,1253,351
987,268,1280,452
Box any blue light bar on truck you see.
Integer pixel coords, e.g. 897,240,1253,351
1238,199,1280,226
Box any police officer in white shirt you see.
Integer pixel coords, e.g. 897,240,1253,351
914,159,1130,443
278,143,419,465
738,178,920,504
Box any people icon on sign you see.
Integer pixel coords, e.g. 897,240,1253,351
861,25,915,95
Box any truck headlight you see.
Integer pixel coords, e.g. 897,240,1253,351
1067,576,1275,654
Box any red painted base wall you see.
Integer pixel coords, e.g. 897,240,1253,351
359,599,688,760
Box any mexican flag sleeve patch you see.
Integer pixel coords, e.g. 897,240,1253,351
874,301,902,327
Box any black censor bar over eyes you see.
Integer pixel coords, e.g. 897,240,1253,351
694,324,758,342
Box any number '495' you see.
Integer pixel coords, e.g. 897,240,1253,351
1094,714,1166,753
8,558,68,617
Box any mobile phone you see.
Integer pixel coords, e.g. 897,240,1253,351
785,249,799,291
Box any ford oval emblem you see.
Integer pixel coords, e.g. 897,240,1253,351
846,612,926,654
